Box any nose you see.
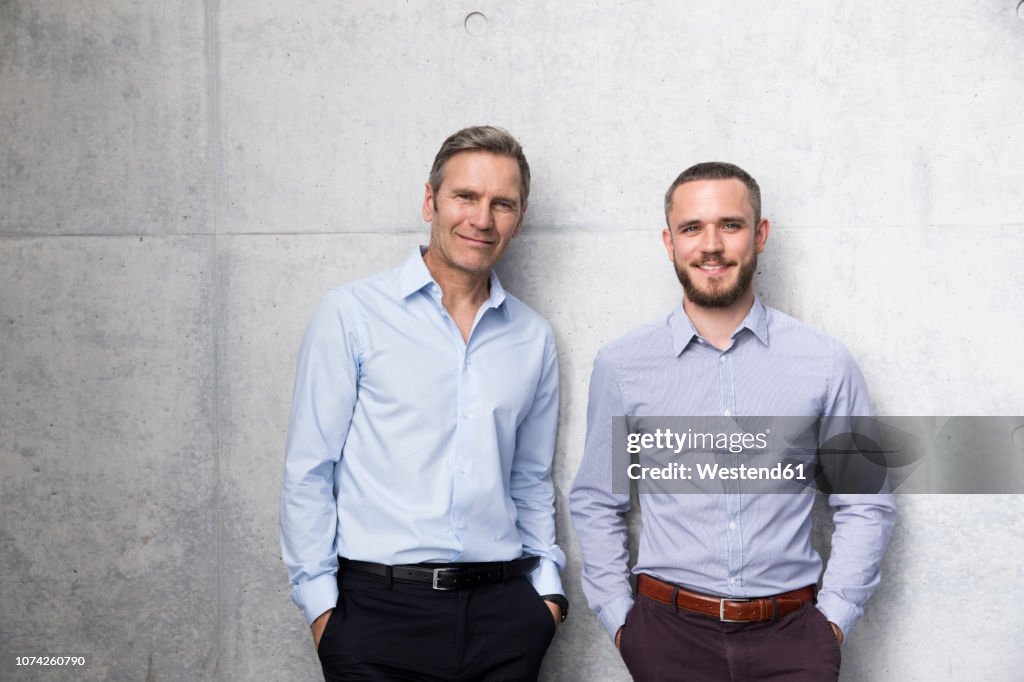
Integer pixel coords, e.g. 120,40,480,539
699,224,724,253
468,201,494,230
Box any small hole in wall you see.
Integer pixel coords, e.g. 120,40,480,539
465,12,488,36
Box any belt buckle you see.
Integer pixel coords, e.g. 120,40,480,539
431,567,459,590
719,598,750,623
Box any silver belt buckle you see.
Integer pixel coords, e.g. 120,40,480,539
431,567,458,590
719,597,750,622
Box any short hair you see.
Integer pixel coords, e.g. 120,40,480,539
429,126,531,205
663,162,761,226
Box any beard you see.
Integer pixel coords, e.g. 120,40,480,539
674,251,757,308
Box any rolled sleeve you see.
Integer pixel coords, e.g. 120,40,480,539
570,347,635,641
598,594,635,642
291,573,340,626
817,339,897,636
511,329,566,595
528,557,564,597
280,290,359,624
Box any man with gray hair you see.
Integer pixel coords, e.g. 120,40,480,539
570,162,895,681
281,126,567,681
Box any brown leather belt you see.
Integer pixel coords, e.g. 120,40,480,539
637,573,815,623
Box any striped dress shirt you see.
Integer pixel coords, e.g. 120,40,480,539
569,298,896,640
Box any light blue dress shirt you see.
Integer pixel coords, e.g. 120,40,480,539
281,248,566,625
569,298,895,640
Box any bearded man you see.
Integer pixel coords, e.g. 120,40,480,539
570,162,895,681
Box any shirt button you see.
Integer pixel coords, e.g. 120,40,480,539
728,577,736,586
697,338,704,344
719,356,727,363
723,409,732,417
465,359,472,366
729,521,736,530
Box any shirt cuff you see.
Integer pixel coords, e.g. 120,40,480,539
815,592,861,639
527,557,563,596
598,594,635,642
291,572,339,626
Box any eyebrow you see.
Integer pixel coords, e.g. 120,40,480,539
675,216,749,229
448,186,519,207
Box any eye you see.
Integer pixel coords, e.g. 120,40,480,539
723,222,742,231
494,200,516,212
680,225,700,234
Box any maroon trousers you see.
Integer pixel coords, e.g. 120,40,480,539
619,592,841,682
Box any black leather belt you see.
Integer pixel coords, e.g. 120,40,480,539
339,556,540,591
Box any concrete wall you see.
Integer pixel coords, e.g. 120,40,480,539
2,1,1022,679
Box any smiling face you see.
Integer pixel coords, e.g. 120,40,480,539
422,150,525,279
662,178,770,310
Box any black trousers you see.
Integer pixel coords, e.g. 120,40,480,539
620,593,841,682
317,569,556,682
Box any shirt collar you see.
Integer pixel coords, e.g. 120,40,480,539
670,305,700,356
398,246,509,316
739,297,770,346
398,246,436,298
670,296,770,356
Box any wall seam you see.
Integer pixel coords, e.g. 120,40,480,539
1,223,1022,240
204,0,224,677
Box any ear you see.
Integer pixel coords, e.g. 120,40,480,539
422,182,435,223
754,218,770,254
661,227,675,261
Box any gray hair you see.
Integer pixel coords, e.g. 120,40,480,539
429,126,531,205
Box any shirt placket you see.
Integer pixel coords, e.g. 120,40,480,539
718,349,744,594
451,336,475,551
428,284,492,560
423,284,471,556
